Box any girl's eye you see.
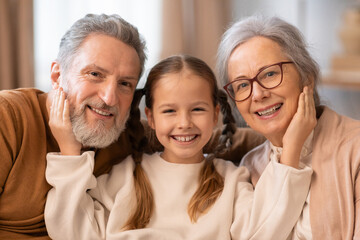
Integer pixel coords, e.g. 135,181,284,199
163,109,175,114
193,107,205,112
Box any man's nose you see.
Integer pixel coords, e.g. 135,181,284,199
99,81,118,107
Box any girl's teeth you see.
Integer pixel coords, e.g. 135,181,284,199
91,107,111,116
257,104,282,116
174,135,196,142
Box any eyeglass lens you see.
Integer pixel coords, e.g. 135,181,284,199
228,64,282,101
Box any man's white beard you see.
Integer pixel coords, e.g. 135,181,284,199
69,100,129,148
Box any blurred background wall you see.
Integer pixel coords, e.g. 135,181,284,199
1,0,359,121
0,0,34,89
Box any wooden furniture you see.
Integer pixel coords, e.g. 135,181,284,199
321,70,360,90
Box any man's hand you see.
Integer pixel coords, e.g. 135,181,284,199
49,89,81,155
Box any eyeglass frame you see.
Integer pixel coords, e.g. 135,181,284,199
223,61,294,102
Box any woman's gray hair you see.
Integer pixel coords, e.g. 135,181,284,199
57,13,147,79
216,15,320,106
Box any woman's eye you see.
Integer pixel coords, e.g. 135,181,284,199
237,82,249,90
264,71,280,78
266,71,275,77
193,107,205,112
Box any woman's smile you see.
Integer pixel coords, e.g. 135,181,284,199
254,103,283,117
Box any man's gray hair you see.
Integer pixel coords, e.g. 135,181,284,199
217,15,320,106
57,13,147,79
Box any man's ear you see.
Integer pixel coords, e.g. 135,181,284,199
50,62,61,90
145,107,155,130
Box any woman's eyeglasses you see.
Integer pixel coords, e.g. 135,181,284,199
223,61,294,102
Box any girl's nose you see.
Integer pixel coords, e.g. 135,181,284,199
178,112,193,129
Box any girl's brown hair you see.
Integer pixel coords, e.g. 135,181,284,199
124,54,236,229
122,88,153,230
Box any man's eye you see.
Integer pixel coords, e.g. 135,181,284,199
120,81,131,87
118,81,135,90
118,80,136,94
90,72,100,77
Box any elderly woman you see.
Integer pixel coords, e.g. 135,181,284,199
217,16,360,239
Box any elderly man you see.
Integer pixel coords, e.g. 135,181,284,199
0,14,264,239
0,13,146,239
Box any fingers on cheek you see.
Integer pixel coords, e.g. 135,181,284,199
298,93,305,114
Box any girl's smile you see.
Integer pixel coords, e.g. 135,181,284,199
171,134,199,144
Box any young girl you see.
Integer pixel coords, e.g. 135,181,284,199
45,55,314,239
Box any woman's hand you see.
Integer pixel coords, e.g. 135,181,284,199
49,89,82,155
281,86,317,168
